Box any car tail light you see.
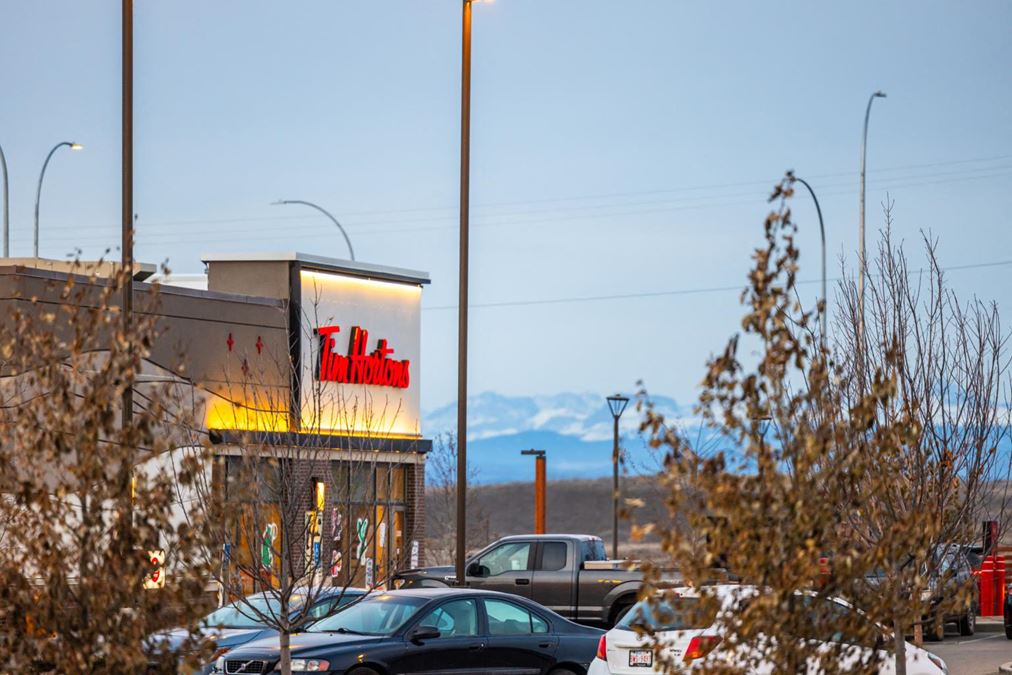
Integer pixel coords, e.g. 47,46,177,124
683,635,721,662
596,634,607,660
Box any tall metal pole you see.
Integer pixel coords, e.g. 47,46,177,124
612,415,620,559
455,0,472,586
119,0,135,558
858,91,886,348
271,199,355,260
1,143,9,257
795,176,826,346
34,141,80,258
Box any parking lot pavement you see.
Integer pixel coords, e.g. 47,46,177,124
924,618,1011,675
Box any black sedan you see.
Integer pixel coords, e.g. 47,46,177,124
149,587,367,673
212,588,603,675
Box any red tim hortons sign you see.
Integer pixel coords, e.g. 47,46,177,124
315,325,410,389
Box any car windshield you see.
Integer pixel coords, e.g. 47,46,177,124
617,596,718,632
309,594,428,636
203,595,305,629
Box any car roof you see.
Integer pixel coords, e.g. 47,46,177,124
494,534,603,542
360,588,546,602
315,586,369,597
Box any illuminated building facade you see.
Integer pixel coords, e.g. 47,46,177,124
0,253,431,589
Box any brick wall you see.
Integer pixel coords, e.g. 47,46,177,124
405,457,427,568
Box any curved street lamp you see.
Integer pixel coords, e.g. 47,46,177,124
793,175,827,347
606,393,630,559
34,141,83,258
858,91,886,346
0,142,8,257
271,199,355,261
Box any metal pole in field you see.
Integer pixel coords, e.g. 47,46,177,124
794,176,827,347
858,91,886,350
606,395,629,559
521,449,547,534
535,454,545,534
1,143,8,257
455,0,473,586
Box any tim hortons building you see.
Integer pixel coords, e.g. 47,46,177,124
0,252,431,590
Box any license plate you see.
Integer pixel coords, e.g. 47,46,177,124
628,649,653,667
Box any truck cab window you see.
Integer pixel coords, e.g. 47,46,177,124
539,542,568,571
477,542,530,577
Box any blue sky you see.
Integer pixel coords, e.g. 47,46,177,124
2,1,1010,411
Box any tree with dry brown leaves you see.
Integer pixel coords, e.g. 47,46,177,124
0,263,214,673
634,175,1010,674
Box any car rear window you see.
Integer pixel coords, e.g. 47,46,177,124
617,597,717,632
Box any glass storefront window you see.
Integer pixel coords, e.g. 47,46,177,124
327,460,411,589
350,465,373,503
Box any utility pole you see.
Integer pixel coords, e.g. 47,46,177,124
119,0,135,563
455,0,473,586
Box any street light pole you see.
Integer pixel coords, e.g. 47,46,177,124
0,142,8,257
119,0,135,564
34,141,83,258
455,0,473,587
520,449,547,534
794,175,827,346
606,394,629,560
271,200,355,261
858,91,886,348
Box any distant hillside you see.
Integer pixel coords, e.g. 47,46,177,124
424,475,676,564
423,476,1012,566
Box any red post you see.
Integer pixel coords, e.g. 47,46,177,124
534,455,546,534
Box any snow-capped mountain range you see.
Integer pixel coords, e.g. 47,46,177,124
422,392,701,483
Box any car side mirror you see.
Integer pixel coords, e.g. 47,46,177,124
410,626,441,643
467,562,484,578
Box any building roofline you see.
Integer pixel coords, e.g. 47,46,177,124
200,252,430,286
0,264,285,308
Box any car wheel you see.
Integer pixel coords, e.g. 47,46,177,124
923,620,945,642
609,600,634,626
348,668,381,675
549,669,579,675
958,609,975,636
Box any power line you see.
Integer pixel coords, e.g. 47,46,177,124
421,258,1012,311
35,164,1012,247
36,152,1012,237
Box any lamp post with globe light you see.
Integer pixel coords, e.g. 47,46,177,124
607,394,630,559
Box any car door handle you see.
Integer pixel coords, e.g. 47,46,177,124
538,642,552,648
515,578,530,585
467,643,485,651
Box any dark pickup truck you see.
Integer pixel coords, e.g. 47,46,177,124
392,534,673,627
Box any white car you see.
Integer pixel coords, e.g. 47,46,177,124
587,584,948,674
